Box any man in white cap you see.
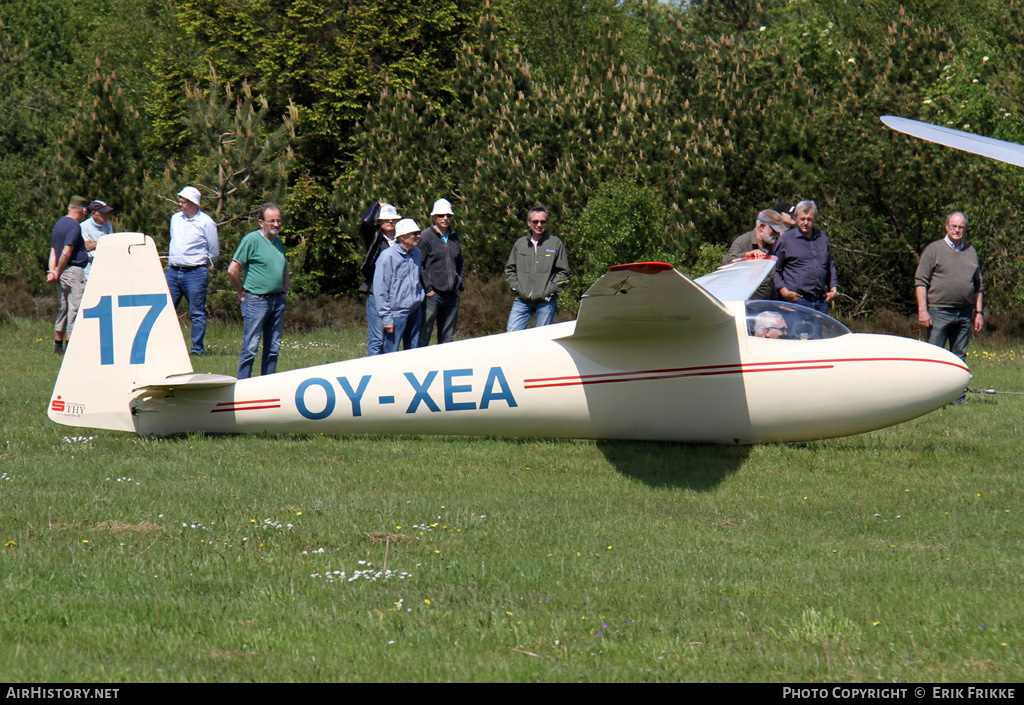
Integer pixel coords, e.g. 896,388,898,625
166,186,219,355
417,198,464,346
82,199,114,281
359,202,402,355
373,218,425,353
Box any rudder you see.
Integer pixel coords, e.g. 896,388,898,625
48,233,194,431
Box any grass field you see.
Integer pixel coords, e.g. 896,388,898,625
1,317,1022,682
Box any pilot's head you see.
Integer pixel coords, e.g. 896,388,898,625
754,311,787,339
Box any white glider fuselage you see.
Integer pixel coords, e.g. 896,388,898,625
129,307,968,443
49,234,970,444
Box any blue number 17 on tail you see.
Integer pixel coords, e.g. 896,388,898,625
82,294,168,365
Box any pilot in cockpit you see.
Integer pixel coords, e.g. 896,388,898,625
753,310,788,339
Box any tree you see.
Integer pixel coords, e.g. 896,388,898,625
172,69,298,227
51,59,147,218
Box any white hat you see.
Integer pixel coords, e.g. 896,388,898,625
430,198,454,216
394,218,420,238
178,186,202,206
378,204,400,221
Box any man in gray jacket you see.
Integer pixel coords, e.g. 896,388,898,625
505,206,570,331
374,218,425,353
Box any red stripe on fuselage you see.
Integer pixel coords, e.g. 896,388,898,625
522,357,967,389
211,398,282,413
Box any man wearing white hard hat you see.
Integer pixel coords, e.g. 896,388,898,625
373,218,425,353
417,198,464,346
359,202,402,355
166,186,219,355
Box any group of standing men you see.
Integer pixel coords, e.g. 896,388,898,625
724,199,838,313
49,189,980,402
47,187,289,383
360,200,571,355
728,200,982,400
46,195,114,355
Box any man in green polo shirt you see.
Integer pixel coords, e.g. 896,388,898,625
228,203,289,379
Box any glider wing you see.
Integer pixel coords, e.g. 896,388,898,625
881,115,1024,168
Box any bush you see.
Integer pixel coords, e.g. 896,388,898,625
567,179,674,297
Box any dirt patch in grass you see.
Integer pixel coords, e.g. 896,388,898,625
90,520,164,533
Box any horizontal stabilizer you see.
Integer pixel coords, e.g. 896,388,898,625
133,373,238,392
572,262,734,339
881,115,1024,168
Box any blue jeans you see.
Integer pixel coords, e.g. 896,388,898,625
507,297,557,332
795,296,831,315
238,292,286,379
166,266,209,355
927,306,973,363
366,293,384,356
382,306,421,354
419,290,460,345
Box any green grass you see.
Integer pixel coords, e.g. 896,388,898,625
1,318,1022,682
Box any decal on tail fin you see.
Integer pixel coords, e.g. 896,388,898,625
48,233,210,431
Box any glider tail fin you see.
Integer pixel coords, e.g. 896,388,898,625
48,233,194,432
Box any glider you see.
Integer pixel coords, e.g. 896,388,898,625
48,233,969,443
881,115,1024,168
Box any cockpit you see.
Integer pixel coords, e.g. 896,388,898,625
744,300,850,340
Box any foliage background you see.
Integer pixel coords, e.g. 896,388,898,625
3,0,1024,321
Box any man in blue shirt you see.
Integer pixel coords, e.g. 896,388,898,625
773,200,838,315
82,199,114,281
47,195,90,355
166,186,219,355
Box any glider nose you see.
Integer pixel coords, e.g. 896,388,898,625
911,338,972,407
848,334,972,425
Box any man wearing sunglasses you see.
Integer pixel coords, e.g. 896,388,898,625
417,198,464,346
505,206,571,331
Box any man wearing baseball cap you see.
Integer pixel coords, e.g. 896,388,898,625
722,208,789,300
417,198,464,346
46,195,90,355
82,199,114,281
166,186,219,355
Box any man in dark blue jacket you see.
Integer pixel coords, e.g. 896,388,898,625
773,200,838,315
417,198,464,346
